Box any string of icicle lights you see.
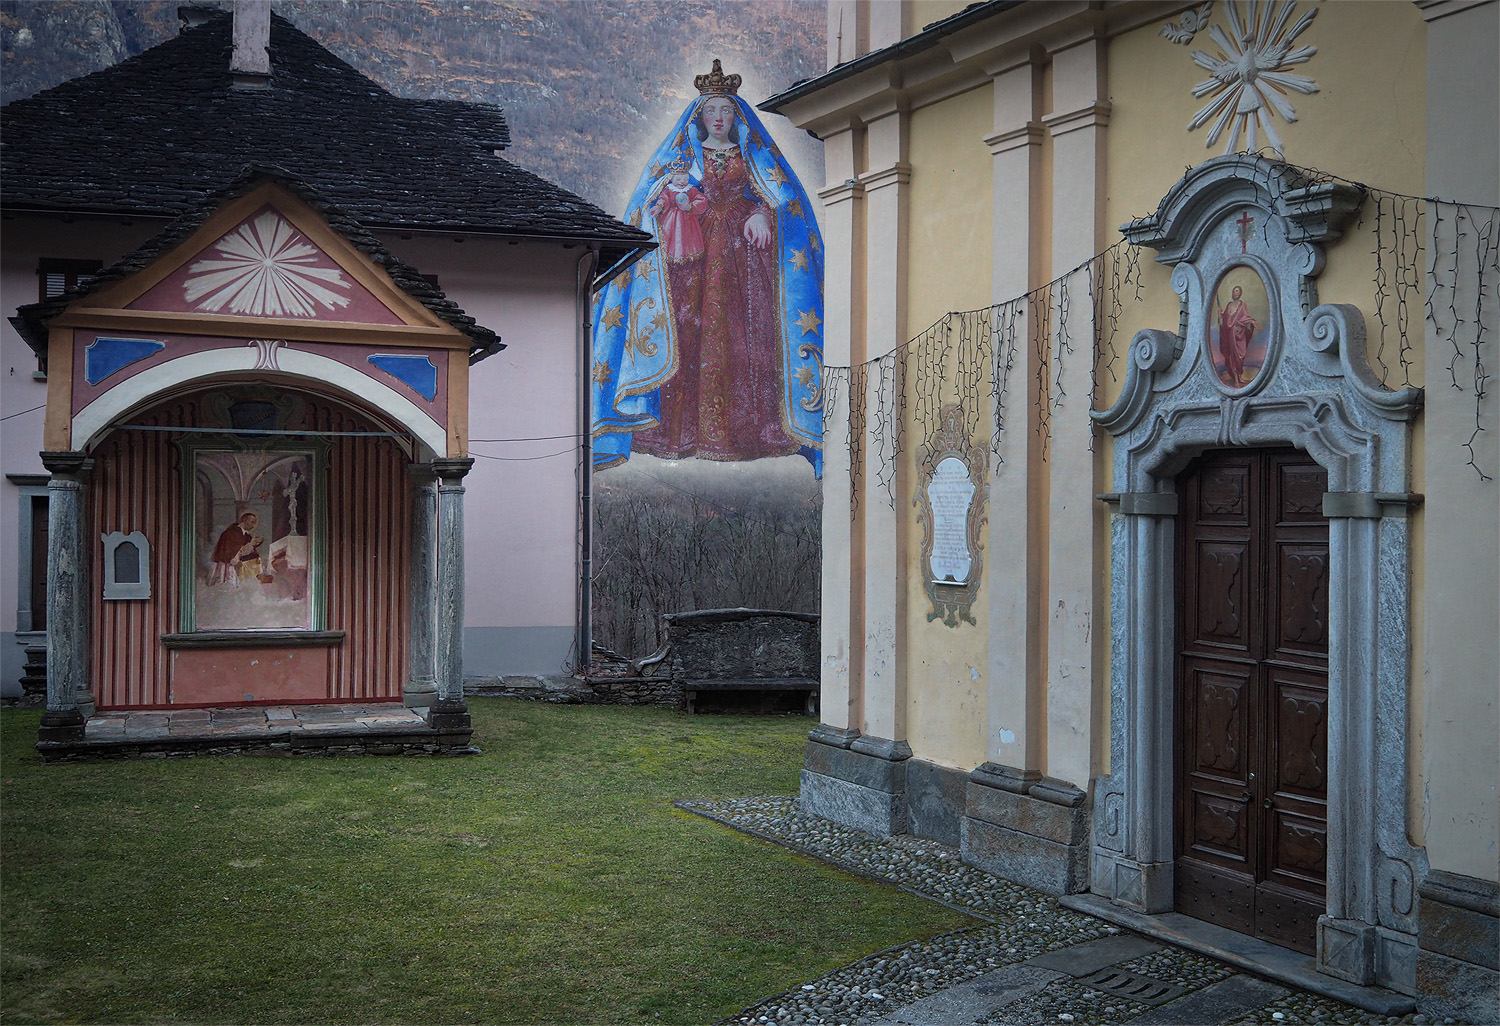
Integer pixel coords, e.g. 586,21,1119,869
820,156,1500,514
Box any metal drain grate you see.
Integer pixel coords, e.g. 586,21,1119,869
1075,968,1184,1006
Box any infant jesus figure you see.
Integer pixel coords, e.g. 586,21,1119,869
649,155,707,262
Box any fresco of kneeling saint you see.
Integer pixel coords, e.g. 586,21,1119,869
193,450,314,631
590,59,825,476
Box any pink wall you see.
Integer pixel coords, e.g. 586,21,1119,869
1,215,162,686
381,234,585,673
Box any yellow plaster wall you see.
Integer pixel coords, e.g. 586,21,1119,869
1103,2,1429,821
901,84,994,770
906,0,976,37
906,84,995,333
1104,2,1428,389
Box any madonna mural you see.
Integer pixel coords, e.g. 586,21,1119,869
591,60,825,475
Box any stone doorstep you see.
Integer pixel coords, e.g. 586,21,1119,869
1059,893,1417,1016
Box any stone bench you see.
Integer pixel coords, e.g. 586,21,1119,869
663,608,819,715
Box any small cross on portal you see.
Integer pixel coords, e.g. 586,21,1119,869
1236,210,1255,253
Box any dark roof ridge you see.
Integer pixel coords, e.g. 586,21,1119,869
760,0,1024,115
0,6,651,266
11,164,503,363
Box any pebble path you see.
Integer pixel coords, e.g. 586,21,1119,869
680,796,1461,1026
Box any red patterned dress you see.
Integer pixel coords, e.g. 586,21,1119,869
634,146,801,461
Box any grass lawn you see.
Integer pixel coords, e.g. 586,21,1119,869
0,700,973,1024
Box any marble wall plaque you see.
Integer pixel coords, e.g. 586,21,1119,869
928,456,975,583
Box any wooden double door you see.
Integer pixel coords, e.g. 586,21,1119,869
1175,448,1330,955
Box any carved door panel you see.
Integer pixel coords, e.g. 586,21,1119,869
1176,449,1328,955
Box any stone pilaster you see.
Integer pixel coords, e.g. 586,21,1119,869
429,457,473,730
39,450,93,742
1041,35,1109,791
984,56,1046,778
404,464,439,709
856,110,910,753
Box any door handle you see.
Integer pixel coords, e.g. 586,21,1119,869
1263,797,1275,810
1240,791,1253,803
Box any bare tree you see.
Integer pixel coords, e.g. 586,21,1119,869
592,466,820,657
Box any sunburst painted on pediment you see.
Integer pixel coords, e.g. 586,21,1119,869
127,205,405,325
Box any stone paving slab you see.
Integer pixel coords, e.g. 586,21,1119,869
72,704,429,743
1027,934,1164,977
1129,974,1289,1025
869,964,1062,1025
41,703,471,761
689,797,1442,1026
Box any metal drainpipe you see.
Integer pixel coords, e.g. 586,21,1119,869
576,245,601,674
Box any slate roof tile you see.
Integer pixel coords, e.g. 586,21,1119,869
0,8,652,264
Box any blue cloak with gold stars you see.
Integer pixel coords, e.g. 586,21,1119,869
590,91,824,476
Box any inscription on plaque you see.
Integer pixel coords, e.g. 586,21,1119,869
928,456,975,584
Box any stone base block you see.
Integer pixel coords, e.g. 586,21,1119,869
1419,869,1500,970
961,771,1090,895
1091,852,1175,912
906,760,967,847
1318,917,1376,985
403,680,437,709
967,779,1089,846
1416,948,1500,1024
425,699,472,731
800,769,908,836
962,815,1089,895
37,707,86,743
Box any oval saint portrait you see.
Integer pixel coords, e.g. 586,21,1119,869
1208,266,1271,389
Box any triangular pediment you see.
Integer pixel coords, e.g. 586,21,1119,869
60,180,461,342
130,204,404,324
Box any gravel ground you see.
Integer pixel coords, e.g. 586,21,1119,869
682,795,1456,1026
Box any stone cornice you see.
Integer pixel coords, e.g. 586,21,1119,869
1413,0,1495,22
40,450,93,477
985,123,1046,155
1043,101,1112,138
858,163,914,192
818,180,867,205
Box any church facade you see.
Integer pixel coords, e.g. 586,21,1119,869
762,1,1497,1018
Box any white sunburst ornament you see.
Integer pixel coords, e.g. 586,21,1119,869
184,211,352,318
1186,0,1320,159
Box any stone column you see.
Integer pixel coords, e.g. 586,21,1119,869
403,464,439,709
39,450,93,743
429,457,473,730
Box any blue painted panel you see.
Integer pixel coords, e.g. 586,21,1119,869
85,337,166,385
367,354,438,401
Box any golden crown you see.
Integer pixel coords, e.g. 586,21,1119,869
694,59,740,96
